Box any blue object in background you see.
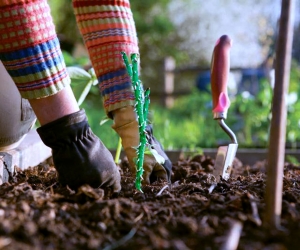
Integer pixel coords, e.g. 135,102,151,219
196,71,211,93
238,68,266,95
195,68,268,95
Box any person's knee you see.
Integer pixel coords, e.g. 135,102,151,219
0,62,36,150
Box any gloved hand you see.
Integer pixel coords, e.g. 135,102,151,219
37,109,121,192
112,106,172,184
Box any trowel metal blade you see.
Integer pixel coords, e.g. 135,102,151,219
213,143,238,182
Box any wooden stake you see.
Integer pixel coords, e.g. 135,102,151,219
264,0,294,228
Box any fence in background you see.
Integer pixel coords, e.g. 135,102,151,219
161,57,273,108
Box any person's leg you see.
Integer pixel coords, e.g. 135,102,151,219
0,0,120,191
0,61,36,150
73,0,172,184
29,85,79,126
0,59,78,149
73,0,138,114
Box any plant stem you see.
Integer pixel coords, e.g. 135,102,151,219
121,52,149,192
114,138,122,164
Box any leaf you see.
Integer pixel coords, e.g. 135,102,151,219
87,68,98,85
145,147,165,165
92,79,99,86
62,51,75,66
99,117,110,126
77,80,93,106
66,67,94,105
67,67,91,83
88,67,96,78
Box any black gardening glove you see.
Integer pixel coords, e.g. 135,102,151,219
144,124,172,183
37,109,121,192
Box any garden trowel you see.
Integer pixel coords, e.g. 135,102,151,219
210,35,238,183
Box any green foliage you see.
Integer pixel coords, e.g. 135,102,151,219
232,79,272,147
150,64,300,150
66,59,300,151
286,61,300,148
67,67,98,106
285,155,300,166
49,0,82,44
62,51,89,67
130,0,179,57
130,0,187,86
79,94,119,149
66,63,119,150
151,92,234,150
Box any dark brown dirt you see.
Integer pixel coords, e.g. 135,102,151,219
0,154,299,250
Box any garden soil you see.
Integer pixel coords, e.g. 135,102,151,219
0,153,300,250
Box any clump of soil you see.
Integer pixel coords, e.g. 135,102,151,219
0,154,300,250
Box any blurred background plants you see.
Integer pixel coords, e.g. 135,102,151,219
65,62,300,150
48,0,300,150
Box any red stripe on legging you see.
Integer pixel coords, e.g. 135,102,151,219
73,0,130,8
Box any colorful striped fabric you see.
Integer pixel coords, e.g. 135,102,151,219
73,0,139,114
0,0,70,99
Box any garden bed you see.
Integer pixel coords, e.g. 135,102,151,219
0,153,299,249
112,148,300,166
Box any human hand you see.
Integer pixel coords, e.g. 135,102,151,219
38,110,121,192
112,107,172,184
143,124,172,183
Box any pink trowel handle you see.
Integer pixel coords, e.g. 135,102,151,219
210,35,232,119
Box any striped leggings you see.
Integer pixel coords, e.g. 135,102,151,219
0,0,139,114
